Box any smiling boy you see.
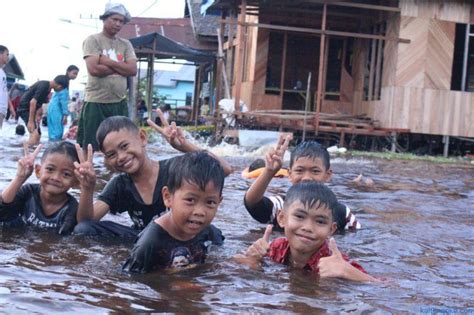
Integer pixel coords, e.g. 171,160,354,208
74,115,232,239
244,138,360,232
238,182,375,281
123,151,225,273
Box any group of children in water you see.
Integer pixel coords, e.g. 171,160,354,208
0,111,377,282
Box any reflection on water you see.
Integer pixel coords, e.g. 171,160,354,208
0,123,473,312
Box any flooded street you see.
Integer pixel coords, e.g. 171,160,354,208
0,123,473,313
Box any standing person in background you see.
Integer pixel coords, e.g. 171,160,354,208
7,83,25,123
47,65,79,141
68,96,78,124
77,3,137,151
16,75,68,145
0,45,13,129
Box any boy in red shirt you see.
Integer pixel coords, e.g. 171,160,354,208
237,181,376,282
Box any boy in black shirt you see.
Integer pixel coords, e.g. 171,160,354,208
17,75,68,145
73,114,232,238
0,141,92,234
123,151,225,273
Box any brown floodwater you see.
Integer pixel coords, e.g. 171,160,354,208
0,123,473,313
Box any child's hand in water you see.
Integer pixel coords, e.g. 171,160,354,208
147,109,193,152
246,224,273,260
318,238,379,282
17,143,43,180
74,144,96,191
265,134,291,173
235,225,273,269
317,238,348,278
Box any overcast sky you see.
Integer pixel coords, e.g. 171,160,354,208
1,0,185,91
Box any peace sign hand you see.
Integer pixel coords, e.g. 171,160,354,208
16,143,43,181
147,109,189,152
265,134,291,173
74,144,96,191
245,225,273,261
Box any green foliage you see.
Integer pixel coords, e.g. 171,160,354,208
139,78,166,109
349,150,468,164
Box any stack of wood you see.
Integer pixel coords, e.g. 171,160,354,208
234,110,407,137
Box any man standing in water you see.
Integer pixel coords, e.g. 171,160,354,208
0,45,13,129
77,3,137,151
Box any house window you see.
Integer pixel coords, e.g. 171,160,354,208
185,92,192,106
451,24,474,92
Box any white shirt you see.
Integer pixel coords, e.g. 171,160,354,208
0,68,8,115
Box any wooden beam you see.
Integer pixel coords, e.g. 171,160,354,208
368,26,376,101
234,0,247,112
374,23,384,99
215,11,226,104
226,9,235,90
222,20,410,43
305,0,400,13
315,3,327,135
279,32,288,102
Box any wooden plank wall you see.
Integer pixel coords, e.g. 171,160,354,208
368,87,474,137
399,0,471,23
366,0,474,137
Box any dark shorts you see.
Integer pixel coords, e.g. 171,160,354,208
17,110,41,135
76,99,129,151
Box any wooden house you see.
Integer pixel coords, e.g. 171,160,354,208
206,0,474,151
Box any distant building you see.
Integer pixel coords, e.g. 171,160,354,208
4,54,25,86
140,65,196,108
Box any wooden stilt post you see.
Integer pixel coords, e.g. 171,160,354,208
215,11,226,105
443,135,450,158
234,0,247,113
315,3,327,135
391,131,397,153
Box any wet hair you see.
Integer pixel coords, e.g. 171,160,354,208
290,141,330,171
15,125,26,136
248,158,265,172
284,181,338,220
96,116,139,152
0,45,8,54
66,65,79,73
53,75,69,89
332,202,347,232
166,151,225,195
41,141,79,163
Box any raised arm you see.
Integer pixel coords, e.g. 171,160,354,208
244,134,291,207
73,144,113,221
1,143,43,203
147,110,233,176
